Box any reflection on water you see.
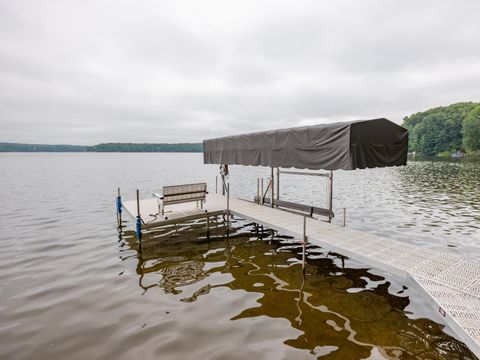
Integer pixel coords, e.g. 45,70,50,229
121,217,476,359
396,158,480,237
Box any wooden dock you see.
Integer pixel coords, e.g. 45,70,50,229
123,193,480,355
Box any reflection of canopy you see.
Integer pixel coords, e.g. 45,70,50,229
203,118,408,170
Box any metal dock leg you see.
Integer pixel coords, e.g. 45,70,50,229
206,215,210,238
116,187,122,229
302,216,307,272
135,189,142,251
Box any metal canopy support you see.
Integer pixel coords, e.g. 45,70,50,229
260,178,264,205
328,171,333,223
270,167,274,208
220,164,229,196
276,169,334,221
221,173,226,195
276,167,280,201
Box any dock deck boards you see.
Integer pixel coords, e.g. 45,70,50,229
123,193,480,355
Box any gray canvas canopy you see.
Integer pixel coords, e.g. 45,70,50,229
203,118,408,170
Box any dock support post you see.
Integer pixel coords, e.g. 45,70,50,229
220,164,228,196
260,178,264,205
256,178,260,204
271,167,274,208
343,207,346,227
215,176,218,194
135,189,142,249
276,167,280,201
226,183,230,231
116,187,122,228
206,215,210,238
328,170,333,223
302,216,307,272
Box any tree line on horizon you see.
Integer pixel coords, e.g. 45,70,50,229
86,143,203,152
2,102,479,155
0,142,203,152
402,102,480,156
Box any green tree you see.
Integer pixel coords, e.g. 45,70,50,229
462,105,480,152
402,102,478,155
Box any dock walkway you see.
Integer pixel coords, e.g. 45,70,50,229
123,193,480,355
206,193,480,355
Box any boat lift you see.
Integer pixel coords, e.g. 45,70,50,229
116,118,480,355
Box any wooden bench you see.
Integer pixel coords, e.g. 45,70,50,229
153,182,207,215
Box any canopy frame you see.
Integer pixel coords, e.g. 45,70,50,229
206,118,408,223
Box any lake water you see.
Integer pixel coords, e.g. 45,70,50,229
0,153,479,359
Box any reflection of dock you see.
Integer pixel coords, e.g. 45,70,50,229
120,221,475,358
184,193,480,355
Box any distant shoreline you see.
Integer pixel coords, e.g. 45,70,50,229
0,142,203,153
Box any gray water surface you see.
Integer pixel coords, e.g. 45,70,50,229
0,153,479,359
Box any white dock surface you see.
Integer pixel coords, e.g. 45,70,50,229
122,198,224,227
204,193,480,355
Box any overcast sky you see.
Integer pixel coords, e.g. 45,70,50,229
1,0,479,144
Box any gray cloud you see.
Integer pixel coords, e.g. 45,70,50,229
1,0,479,144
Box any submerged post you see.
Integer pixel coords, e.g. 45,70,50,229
328,170,333,223
116,187,122,227
135,189,142,245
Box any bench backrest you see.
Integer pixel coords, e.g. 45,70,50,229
163,182,207,205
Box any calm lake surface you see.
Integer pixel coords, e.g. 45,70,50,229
1,153,479,359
